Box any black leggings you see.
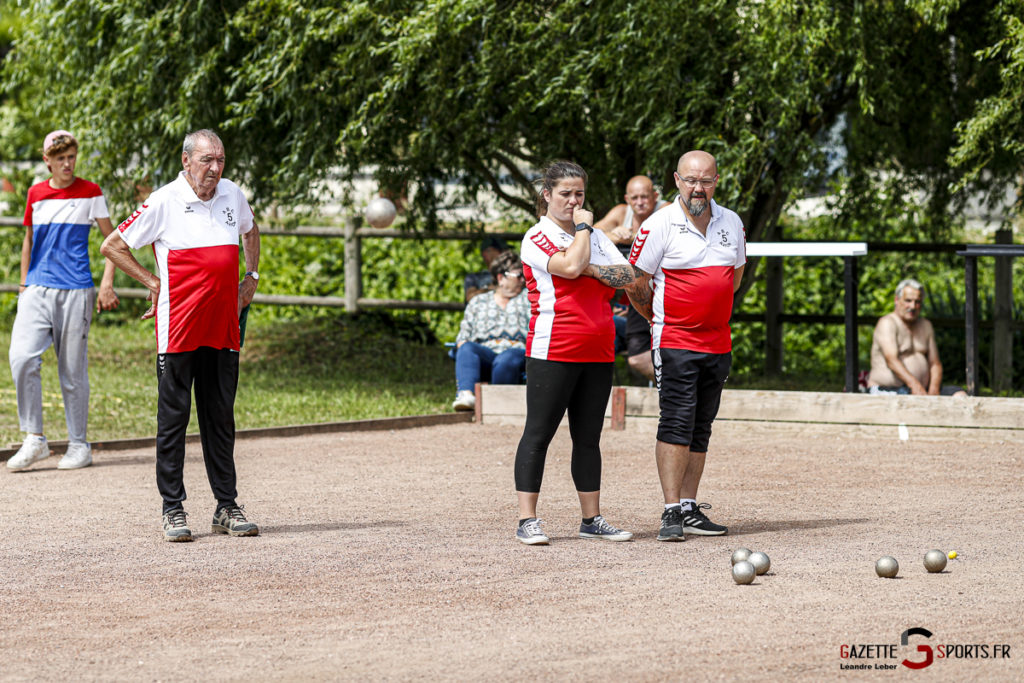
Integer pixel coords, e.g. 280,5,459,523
514,358,613,493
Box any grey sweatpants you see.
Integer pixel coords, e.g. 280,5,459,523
9,286,95,442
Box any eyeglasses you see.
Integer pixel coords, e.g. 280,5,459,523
677,176,717,188
505,271,524,280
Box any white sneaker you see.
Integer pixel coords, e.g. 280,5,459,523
452,390,475,411
6,435,50,471
57,441,93,470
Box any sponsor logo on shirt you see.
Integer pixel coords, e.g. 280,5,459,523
716,228,731,248
222,207,236,228
118,204,148,232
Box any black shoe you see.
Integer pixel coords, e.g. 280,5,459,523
681,503,728,536
657,506,685,541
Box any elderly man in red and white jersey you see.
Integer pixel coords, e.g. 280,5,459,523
101,129,261,543
624,150,745,542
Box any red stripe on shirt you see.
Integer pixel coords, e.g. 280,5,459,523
658,265,735,353
165,244,240,353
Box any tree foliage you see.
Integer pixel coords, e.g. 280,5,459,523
949,0,1024,203
3,0,1018,251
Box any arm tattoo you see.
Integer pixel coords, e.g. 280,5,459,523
587,264,635,288
624,266,654,321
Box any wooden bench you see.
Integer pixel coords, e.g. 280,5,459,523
477,384,1023,442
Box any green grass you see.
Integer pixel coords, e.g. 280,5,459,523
0,310,454,446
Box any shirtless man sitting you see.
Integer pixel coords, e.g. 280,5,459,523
595,175,669,381
867,278,966,397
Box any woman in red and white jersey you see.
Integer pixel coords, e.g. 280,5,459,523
513,161,636,546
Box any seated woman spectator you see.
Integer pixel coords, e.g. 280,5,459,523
452,251,530,411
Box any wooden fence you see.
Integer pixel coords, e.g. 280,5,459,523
1,215,1019,393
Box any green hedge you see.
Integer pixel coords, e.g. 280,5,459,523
2,223,1021,393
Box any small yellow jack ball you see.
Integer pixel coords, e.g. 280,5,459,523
948,551,958,560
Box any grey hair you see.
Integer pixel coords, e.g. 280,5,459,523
895,278,924,299
182,129,223,157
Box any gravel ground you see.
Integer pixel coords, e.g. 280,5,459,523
1,421,1021,681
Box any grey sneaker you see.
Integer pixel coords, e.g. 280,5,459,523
57,441,93,470
162,509,193,542
212,505,259,537
657,506,685,542
516,518,550,545
6,435,49,471
579,515,633,541
681,502,728,536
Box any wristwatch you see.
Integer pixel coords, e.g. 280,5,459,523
575,223,594,234
245,271,260,281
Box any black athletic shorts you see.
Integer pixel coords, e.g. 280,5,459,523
625,305,652,357
654,348,731,452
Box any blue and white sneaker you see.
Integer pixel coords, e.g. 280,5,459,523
516,518,550,545
579,515,633,542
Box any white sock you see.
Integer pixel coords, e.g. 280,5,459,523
664,503,681,510
680,498,696,512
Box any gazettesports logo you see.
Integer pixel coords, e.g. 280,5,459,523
839,627,1012,672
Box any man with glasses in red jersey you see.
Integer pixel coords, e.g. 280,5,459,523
624,150,746,542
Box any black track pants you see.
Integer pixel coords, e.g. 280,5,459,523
156,347,239,514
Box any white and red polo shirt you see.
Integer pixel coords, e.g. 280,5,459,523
629,198,745,353
520,217,628,363
23,177,109,289
116,172,254,354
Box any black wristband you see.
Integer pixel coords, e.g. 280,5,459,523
575,223,593,234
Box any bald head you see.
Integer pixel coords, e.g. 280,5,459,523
623,175,658,221
625,175,654,195
677,150,717,176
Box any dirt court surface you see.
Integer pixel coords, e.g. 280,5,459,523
1,420,1022,681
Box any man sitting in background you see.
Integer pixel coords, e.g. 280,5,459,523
594,175,668,381
867,278,966,397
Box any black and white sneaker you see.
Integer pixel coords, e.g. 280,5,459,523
657,506,685,541
681,503,728,536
